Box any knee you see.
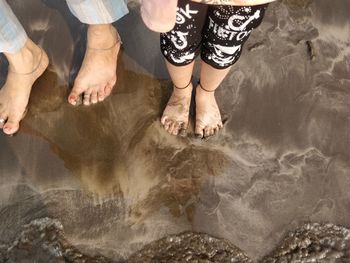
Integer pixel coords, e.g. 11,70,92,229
200,43,242,70
162,49,197,66
160,33,199,66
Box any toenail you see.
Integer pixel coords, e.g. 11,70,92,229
4,129,13,136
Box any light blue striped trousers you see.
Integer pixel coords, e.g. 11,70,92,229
0,0,129,53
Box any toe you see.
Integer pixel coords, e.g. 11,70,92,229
0,109,8,128
168,121,176,134
69,83,85,106
105,84,113,97
83,93,91,106
108,77,117,88
105,78,116,97
179,122,188,137
172,122,181,136
164,119,172,131
195,121,205,139
98,89,105,102
0,114,8,129
218,121,223,129
204,127,211,138
161,115,169,126
90,91,98,104
3,114,21,135
213,126,219,135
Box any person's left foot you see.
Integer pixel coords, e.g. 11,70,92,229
68,24,120,106
195,85,223,139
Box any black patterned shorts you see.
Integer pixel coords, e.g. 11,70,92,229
160,0,268,69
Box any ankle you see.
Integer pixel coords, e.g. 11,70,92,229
173,82,193,95
88,24,114,35
5,39,41,73
173,87,192,97
87,24,118,48
196,85,216,98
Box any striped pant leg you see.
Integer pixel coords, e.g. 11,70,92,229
0,0,27,53
66,0,129,25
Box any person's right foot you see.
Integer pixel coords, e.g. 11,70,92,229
0,39,49,135
161,83,192,136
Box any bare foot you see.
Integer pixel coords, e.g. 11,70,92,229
68,24,120,106
161,84,192,136
195,85,223,139
0,39,49,135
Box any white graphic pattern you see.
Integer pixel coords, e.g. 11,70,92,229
161,2,267,68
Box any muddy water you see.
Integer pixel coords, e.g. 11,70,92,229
0,0,350,262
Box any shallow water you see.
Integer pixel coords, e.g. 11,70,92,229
0,0,350,262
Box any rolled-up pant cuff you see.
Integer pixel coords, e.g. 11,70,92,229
0,0,27,53
66,0,129,24
0,0,129,53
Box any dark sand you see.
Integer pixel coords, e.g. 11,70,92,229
0,0,350,262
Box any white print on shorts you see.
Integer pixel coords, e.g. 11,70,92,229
226,10,261,31
209,44,241,67
208,17,252,42
170,52,195,64
170,31,189,50
176,4,199,24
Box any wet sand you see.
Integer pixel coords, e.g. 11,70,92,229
1,0,350,262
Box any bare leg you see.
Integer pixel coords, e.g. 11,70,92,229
0,39,49,135
68,24,120,106
195,61,231,139
161,60,194,136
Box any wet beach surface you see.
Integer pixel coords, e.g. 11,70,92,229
1,0,350,262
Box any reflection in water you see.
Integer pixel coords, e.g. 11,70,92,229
1,0,350,262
